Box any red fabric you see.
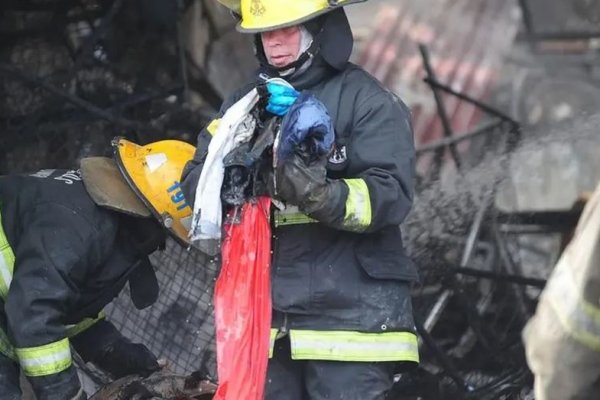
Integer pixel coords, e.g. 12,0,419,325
214,197,272,400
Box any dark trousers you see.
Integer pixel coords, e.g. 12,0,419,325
0,349,21,400
0,297,20,400
265,337,395,400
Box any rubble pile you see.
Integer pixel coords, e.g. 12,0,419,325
1,0,253,174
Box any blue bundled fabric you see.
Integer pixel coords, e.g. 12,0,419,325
277,92,335,164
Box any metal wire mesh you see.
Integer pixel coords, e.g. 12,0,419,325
106,240,219,378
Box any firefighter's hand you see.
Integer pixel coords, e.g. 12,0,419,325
93,340,161,379
71,319,161,379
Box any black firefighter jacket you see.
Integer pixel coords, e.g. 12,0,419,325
182,55,419,346
0,169,156,375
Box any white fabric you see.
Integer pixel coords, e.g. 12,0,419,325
190,89,259,250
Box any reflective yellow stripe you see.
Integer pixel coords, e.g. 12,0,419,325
0,328,16,360
16,338,72,377
546,264,600,350
274,206,317,227
343,179,372,232
289,330,419,362
268,328,278,358
544,184,600,351
206,118,221,136
0,210,15,300
66,311,106,338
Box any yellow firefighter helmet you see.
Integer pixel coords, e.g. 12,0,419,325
217,0,365,33
80,137,195,246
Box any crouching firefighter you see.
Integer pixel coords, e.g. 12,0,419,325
0,138,195,400
182,1,420,398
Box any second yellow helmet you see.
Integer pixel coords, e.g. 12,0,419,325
113,138,195,246
81,137,196,246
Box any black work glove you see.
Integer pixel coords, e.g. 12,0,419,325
28,365,87,400
71,319,160,379
92,338,160,379
275,150,347,224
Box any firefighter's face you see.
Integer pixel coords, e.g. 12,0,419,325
261,26,302,68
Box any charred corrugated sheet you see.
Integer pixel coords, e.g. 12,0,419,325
357,0,519,148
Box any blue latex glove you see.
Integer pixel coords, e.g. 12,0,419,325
277,92,335,164
266,81,300,116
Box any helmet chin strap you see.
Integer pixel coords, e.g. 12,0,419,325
276,51,312,76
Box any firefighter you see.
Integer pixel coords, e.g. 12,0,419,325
182,1,419,398
523,183,600,400
0,138,195,400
